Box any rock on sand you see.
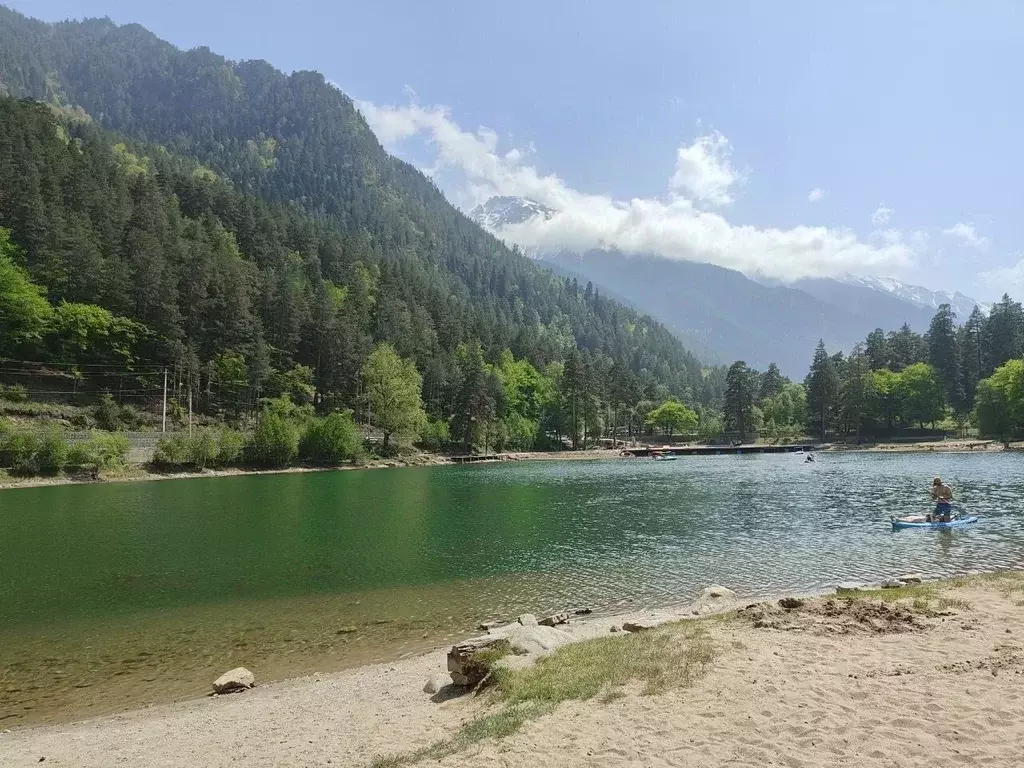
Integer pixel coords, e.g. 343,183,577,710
212,667,255,694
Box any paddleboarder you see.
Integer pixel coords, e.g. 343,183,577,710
929,477,954,522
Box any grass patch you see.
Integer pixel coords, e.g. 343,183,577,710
370,623,716,767
843,582,972,615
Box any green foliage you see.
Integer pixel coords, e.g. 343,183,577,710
364,344,427,449
645,399,698,438
419,418,451,450
93,393,142,431
724,361,757,440
806,341,839,440
896,362,944,427
66,431,130,470
0,227,52,353
0,425,68,474
0,383,29,402
154,428,246,470
0,30,716,441
247,412,299,468
975,359,1024,441
299,410,363,465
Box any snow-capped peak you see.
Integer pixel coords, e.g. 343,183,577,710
838,274,989,317
468,196,556,230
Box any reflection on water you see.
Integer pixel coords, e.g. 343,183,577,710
2,452,1024,724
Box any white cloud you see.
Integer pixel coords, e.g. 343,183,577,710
871,204,894,227
358,101,917,282
943,222,989,250
808,187,825,203
979,254,1024,296
668,131,742,206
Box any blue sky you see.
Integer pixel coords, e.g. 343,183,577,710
8,0,1024,300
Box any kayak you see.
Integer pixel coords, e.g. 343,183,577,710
653,455,679,461
890,515,978,530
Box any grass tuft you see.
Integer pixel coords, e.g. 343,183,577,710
370,622,717,767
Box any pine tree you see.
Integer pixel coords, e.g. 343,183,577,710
724,361,757,441
806,341,839,441
982,295,1023,375
927,304,963,412
959,306,985,410
759,362,785,401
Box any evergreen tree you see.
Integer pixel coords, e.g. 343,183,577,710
759,362,785,401
959,306,985,410
806,341,839,441
982,294,1023,376
927,304,963,412
724,361,757,441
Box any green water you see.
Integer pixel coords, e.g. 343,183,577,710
3,453,1024,724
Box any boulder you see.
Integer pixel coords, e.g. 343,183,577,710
477,621,500,631
899,574,924,584
539,613,569,627
690,585,740,616
212,667,255,694
423,673,450,695
573,608,593,616
518,614,538,627
882,578,905,589
610,625,621,633
778,597,805,610
836,582,867,594
447,626,577,686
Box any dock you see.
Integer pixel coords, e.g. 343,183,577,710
626,444,815,457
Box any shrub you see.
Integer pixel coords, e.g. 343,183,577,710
419,418,452,451
35,428,70,474
0,383,28,402
300,410,363,465
95,393,122,431
152,429,243,470
247,412,299,468
3,431,40,474
90,432,130,468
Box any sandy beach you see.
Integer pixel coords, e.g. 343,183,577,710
3,573,1023,768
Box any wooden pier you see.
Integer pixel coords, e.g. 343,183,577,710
626,444,815,457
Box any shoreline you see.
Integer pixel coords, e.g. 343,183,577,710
3,570,1022,767
2,441,1018,492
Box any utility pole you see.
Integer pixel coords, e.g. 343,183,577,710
161,368,168,433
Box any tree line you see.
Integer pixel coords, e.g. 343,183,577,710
0,95,725,453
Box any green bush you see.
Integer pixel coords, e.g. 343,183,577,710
94,394,144,431
153,429,244,470
90,432,130,468
300,410,363,465
3,431,40,474
35,428,70,474
247,413,299,468
419,418,451,450
215,429,245,466
0,383,28,402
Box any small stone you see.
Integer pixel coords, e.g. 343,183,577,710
518,614,538,627
539,613,569,627
573,608,593,615
212,667,255,694
882,579,905,589
336,626,358,635
423,673,450,695
623,620,659,633
477,621,500,631
898,574,924,584
836,582,867,594
610,625,621,632
778,597,805,610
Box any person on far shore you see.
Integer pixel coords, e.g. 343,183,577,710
929,477,954,522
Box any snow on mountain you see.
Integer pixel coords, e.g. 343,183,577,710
468,196,555,230
836,275,988,318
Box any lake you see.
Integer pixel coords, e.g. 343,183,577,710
3,452,1024,725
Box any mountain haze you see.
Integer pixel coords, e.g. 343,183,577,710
470,195,986,375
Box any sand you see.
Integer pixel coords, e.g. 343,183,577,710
3,578,1023,768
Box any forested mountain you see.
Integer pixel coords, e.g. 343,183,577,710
0,7,717,440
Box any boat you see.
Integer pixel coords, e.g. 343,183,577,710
652,453,679,461
890,515,978,530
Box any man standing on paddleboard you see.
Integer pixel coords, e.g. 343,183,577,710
929,477,954,522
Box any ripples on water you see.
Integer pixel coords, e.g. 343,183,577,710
2,451,1024,723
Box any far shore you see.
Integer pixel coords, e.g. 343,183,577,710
3,571,1022,767
2,440,1019,492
